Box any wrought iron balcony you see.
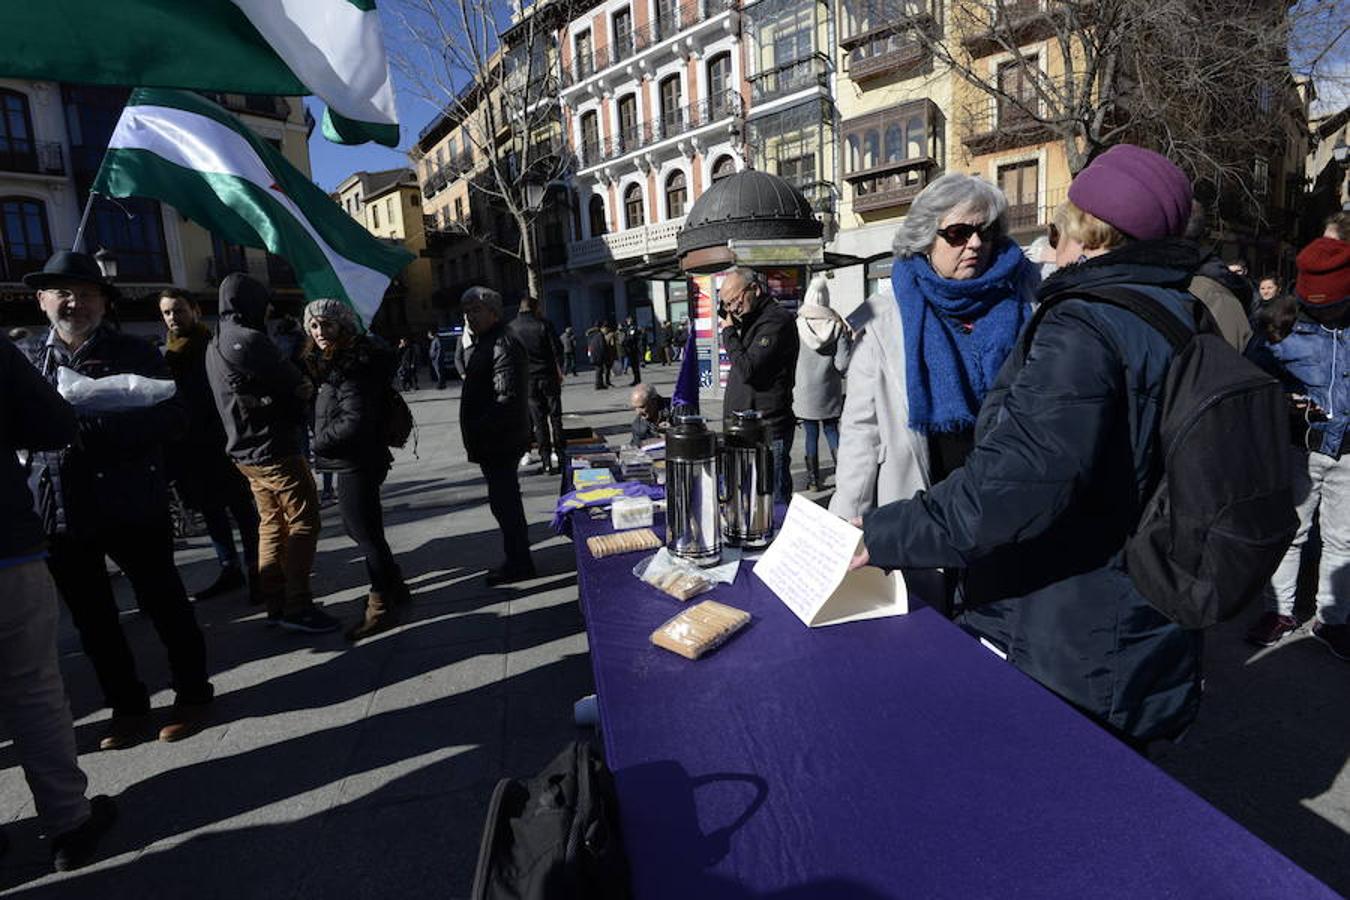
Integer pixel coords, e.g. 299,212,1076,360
0,141,65,177
961,102,1057,155
576,91,742,169
564,0,737,86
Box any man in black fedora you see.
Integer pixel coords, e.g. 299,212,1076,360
23,250,214,750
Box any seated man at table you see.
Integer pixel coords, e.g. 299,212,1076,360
629,383,670,446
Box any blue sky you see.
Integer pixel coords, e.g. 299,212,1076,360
305,96,425,191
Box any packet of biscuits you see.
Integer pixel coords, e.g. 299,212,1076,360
651,600,751,659
586,528,661,559
633,548,715,601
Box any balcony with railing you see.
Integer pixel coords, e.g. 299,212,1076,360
575,91,744,172
960,0,1058,57
568,215,687,267
842,99,943,213
0,140,65,177
748,54,831,106
562,0,738,90
840,1,937,83
961,100,1056,155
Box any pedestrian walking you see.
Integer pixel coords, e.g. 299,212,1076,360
560,324,578,376
587,321,608,390
793,274,852,492
622,316,642,386
604,322,619,385
719,267,800,503
507,296,565,476
206,273,339,634
829,174,1038,523
1246,236,1350,659
0,334,117,870
24,251,214,749
428,328,447,389
304,300,410,642
396,337,419,391
853,146,1213,747
460,287,536,585
158,288,261,602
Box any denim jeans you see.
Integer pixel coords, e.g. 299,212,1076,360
801,418,840,461
1267,450,1350,625
770,432,795,505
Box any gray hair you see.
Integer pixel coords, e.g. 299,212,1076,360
460,285,503,315
630,383,658,405
892,173,1009,259
724,266,767,294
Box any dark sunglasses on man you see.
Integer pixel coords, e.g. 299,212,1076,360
935,222,994,247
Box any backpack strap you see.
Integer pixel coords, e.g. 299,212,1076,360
1022,284,1193,358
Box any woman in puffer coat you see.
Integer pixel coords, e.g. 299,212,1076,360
792,273,851,491
853,145,1208,748
304,299,408,641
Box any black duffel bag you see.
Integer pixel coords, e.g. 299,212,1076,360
470,740,630,900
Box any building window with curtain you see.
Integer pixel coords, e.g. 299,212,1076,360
624,183,644,229
666,170,687,218
0,197,52,281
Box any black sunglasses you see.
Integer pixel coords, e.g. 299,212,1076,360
935,222,993,247
1047,223,1059,250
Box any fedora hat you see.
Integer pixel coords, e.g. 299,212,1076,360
22,250,113,293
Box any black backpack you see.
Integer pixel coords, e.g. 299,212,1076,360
471,741,630,900
383,385,415,450
1024,285,1297,629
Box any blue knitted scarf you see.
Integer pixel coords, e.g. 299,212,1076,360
893,240,1033,433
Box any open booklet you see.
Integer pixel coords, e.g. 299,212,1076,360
754,495,908,627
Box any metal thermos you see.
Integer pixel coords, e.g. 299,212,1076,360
665,414,722,567
721,410,775,549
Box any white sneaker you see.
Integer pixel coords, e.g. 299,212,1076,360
518,452,538,470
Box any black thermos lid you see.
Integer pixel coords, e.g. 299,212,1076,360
723,409,766,449
666,414,717,460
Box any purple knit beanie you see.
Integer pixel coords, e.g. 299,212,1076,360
1067,145,1193,241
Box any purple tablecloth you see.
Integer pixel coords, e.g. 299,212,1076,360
572,512,1336,899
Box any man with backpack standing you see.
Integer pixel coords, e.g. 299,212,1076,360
206,274,339,635
850,146,1295,749
1246,236,1350,659
507,296,565,476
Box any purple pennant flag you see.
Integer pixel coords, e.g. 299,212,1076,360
671,324,699,413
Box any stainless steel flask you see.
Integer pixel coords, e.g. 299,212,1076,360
665,414,722,567
721,409,775,549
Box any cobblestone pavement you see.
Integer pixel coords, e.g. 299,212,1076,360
0,360,1345,898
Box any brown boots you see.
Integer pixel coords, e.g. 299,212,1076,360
345,581,412,642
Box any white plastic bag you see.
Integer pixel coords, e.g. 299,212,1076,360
56,366,177,412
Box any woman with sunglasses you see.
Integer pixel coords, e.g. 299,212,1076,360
830,174,1037,561
851,146,1210,750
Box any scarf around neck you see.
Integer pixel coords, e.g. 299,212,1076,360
893,239,1034,433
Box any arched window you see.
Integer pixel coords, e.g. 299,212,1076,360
846,134,861,173
0,196,52,280
711,155,737,183
885,125,903,163
580,111,600,165
659,76,683,135
707,53,732,117
0,90,35,171
588,195,607,237
906,115,926,159
624,183,644,228
666,170,688,218
863,130,879,169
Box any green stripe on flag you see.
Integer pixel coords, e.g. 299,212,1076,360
322,108,400,148
95,148,357,305
345,0,379,10
106,89,411,278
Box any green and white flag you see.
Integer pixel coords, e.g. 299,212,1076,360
0,0,399,146
93,89,412,325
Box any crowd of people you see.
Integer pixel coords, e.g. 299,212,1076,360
1,141,1347,872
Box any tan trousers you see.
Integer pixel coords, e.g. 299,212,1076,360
237,456,320,617
0,560,91,835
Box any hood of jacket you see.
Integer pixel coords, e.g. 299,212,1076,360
218,273,271,331
796,304,843,351
1038,239,1201,299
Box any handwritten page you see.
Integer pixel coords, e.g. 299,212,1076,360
754,495,908,627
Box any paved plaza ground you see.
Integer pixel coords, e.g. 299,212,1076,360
0,361,1346,898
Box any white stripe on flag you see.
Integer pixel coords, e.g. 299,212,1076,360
233,0,397,126
107,105,391,311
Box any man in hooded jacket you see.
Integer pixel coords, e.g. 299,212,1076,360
205,274,338,634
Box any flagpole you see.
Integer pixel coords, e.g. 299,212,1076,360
72,191,99,253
